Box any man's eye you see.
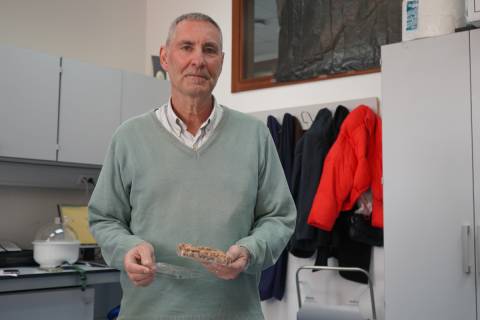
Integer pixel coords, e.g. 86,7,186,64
204,47,218,54
181,45,193,51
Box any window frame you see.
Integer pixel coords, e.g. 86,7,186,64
231,0,381,93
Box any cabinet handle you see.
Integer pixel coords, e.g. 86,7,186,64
462,224,471,274
477,225,480,275
474,224,480,272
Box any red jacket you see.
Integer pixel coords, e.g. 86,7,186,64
307,105,383,231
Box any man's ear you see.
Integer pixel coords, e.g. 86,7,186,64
218,51,225,74
159,46,168,71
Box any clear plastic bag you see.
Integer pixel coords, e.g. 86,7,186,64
155,262,204,280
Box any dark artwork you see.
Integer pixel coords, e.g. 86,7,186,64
151,55,167,79
275,0,402,82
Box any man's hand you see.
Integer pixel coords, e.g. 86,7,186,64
202,245,250,280
124,242,156,287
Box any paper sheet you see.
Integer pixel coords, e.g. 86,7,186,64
60,205,96,245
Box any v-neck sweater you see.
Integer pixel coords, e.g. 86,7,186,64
88,106,296,320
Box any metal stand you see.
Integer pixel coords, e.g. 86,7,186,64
296,266,376,320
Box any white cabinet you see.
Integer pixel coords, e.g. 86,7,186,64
0,287,95,320
0,46,60,161
0,269,122,320
58,65,171,165
382,30,479,320
121,71,170,123
58,58,122,165
59,62,171,165
0,45,170,168
471,28,480,317
467,0,480,26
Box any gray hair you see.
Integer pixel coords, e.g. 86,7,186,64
165,13,223,49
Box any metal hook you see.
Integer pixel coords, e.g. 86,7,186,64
300,111,314,126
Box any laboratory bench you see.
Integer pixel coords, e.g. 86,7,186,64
0,264,122,320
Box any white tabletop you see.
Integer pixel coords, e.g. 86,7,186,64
0,262,119,293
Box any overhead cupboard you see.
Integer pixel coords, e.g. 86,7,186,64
0,45,170,166
382,29,480,319
466,0,480,26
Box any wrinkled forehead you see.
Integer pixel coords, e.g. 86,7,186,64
170,20,223,50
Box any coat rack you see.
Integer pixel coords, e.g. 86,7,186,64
249,97,379,129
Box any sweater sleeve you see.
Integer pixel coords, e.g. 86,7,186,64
88,130,144,270
236,129,296,274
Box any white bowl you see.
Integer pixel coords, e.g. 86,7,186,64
32,240,80,269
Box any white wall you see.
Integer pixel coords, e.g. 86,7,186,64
0,186,89,249
145,1,384,320
0,0,147,73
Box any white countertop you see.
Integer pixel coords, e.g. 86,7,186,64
0,263,120,293
1,263,114,277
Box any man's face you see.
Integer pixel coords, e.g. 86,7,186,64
160,20,224,99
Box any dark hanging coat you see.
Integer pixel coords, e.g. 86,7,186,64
259,113,303,301
290,106,349,257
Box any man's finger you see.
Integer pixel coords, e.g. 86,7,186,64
137,244,156,269
225,246,241,261
226,245,249,268
126,261,152,274
124,243,156,274
201,261,219,274
129,272,155,282
133,275,155,287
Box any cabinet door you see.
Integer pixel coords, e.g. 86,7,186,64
121,71,170,123
59,58,121,165
0,287,94,320
471,29,480,313
382,32,475,320
0,46,59,161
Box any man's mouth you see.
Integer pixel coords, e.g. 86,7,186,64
185,74,209,80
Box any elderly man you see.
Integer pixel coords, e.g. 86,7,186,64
89,12,295,320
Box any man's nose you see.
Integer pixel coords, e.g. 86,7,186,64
190,48,206,67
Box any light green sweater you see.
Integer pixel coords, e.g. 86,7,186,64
88,107,296,320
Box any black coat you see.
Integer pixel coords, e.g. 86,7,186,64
259,113,303,301
289,106,351,256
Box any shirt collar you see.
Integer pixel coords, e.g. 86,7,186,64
165,97,219,137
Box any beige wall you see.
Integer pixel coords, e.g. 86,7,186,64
0,0,147,73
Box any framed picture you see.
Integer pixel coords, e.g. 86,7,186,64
232,0,401,92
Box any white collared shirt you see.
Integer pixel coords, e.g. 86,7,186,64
155,97,223,150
